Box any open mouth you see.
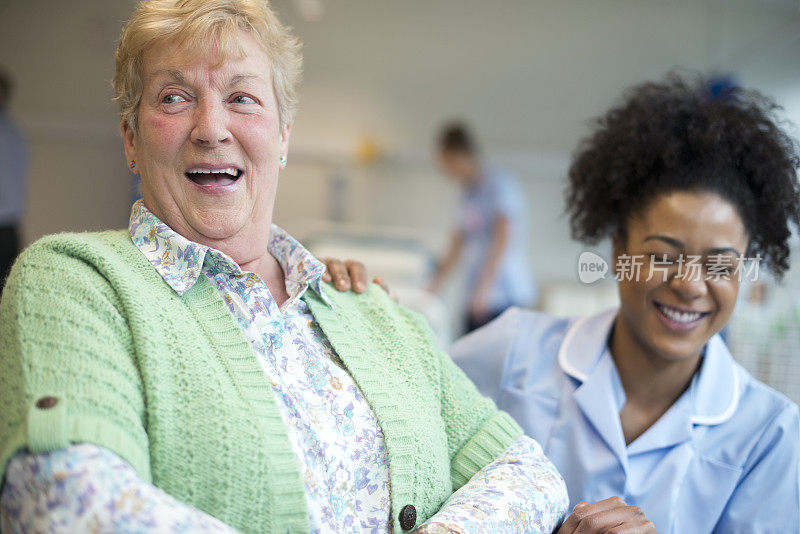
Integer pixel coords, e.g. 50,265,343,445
185,167,243,187
654,301,711,326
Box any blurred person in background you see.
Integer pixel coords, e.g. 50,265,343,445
429,122,537,332
0,68,28,290
0,1,569,533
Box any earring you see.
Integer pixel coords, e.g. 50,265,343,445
130,160,136,170
280,156,287,167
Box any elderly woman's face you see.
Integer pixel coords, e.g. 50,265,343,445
123,31,290,245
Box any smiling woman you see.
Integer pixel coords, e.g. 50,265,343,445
0,1,570,533
450,73,800,533
611,190,748,443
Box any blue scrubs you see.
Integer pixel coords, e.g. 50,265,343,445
451,308,800,533
458,167,536,312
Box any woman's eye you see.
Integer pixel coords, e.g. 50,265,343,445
706,260,734,273
162,94,187,104
648,254,677,264
702,255,741,279
231,94,256,104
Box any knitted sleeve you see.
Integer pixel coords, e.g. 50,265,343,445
0,236,151,483
396,305,523,490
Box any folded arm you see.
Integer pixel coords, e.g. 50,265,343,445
416,436,568,534
0,443,239,533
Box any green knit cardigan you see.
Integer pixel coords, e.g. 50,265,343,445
0,230,522,533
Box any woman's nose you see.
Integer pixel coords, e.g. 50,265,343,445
191,100,231,146
668,268,709,301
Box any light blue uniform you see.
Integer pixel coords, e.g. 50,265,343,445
451,308,800,533
458,167,536,311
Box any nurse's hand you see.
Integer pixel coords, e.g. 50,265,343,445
557,497,656,533
321,258,387,293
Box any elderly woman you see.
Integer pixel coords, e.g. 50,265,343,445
0,1,569,533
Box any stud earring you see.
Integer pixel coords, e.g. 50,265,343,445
280,156,287,167
130,160,136,170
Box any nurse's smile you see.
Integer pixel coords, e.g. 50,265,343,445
652,301,711,331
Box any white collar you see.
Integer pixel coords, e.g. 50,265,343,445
558,309,739,426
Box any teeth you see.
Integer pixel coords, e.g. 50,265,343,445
657,303,702,324
187,167,238,176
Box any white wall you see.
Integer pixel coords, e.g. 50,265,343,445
271,0,800,283
1,0,799,285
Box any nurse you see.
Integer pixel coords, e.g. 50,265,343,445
452,75,800,533
429,122,537,332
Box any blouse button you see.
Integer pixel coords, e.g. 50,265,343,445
36,396,58,409
399,504,417,530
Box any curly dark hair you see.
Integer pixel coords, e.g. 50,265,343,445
566,72,800,278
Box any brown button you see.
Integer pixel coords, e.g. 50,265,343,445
36,396,58,409
399,504,417,530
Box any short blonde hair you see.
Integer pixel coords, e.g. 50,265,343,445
112,0,302,132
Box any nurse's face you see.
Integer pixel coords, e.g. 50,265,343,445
613,190,749,363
